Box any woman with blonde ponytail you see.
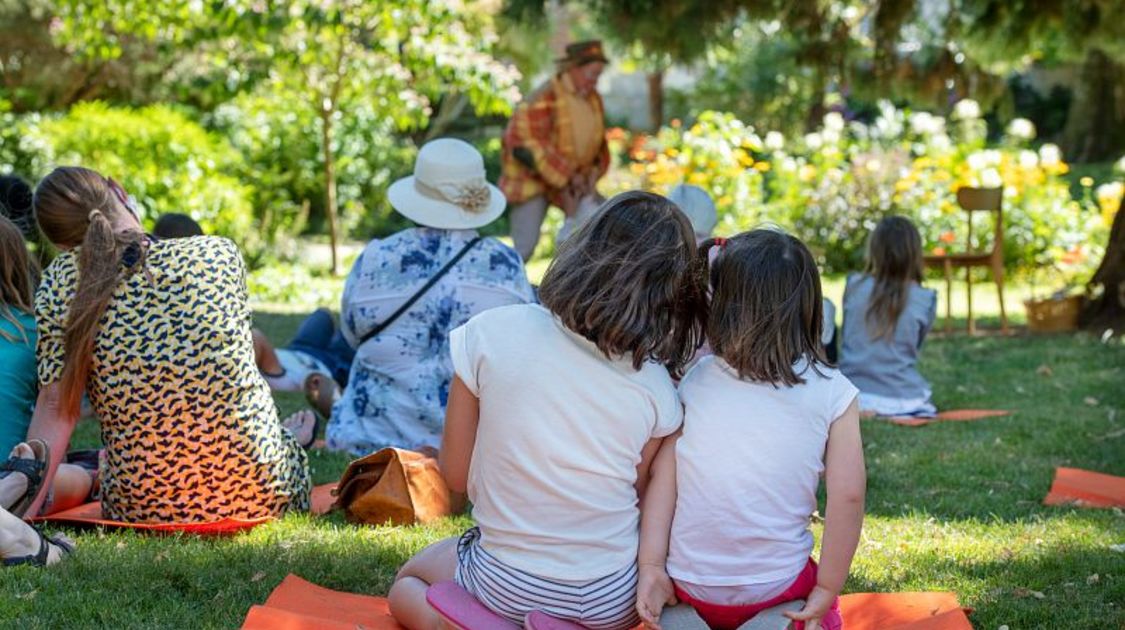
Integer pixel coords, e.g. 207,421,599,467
5,166,311,526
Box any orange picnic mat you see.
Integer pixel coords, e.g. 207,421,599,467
242,575,406,630
884,409,1011,427
1043,467,1125,508
242,575,972,630
31,483,339,534
838,592,972,630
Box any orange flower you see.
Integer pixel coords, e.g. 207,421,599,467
939,231,956,244
932,246,947,256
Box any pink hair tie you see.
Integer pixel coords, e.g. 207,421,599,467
714,237,726,248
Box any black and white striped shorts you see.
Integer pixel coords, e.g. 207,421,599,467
454,527,641,630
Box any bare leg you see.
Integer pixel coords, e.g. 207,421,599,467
0,506,71,565
509,196,549,262
253,329,284,376
45,464,94,515
388,536,460,630
1,444,93,514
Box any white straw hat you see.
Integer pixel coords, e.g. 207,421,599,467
387,138,506,230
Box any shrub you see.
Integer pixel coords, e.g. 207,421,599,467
608,102,1119,284
25,102,255,247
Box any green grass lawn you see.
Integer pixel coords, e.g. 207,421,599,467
1,299,1123,628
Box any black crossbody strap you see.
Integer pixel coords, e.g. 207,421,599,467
359,237,482,346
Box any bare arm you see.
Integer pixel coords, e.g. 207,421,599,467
24,383,80,516
636,433,680,629
787,399,865,629
438,376,480,494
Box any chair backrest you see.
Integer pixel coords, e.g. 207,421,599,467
956,186,1003,259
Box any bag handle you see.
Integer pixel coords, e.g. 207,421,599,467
359,237,482,346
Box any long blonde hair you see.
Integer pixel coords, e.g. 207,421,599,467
0,215,36,345
864,216,924,340
33,166,148,416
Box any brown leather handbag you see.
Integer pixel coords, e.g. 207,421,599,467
332,448,456,526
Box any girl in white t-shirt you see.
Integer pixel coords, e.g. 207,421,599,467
636,229,866,630
388,191,706,630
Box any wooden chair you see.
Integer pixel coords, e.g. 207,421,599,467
924,186,1009,334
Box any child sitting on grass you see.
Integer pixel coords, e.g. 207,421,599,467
636,229,865,630
388,191,705,630
0,216,94,517
839,216,937,418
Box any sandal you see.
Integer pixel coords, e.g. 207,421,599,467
2,527,75,568
303,372,340,420
0,439,50,518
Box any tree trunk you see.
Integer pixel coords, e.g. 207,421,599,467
320,109,340,276
647,69,665,130
1062,49,1124,162
1080,202,1125,332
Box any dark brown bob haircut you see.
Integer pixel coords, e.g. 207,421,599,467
538,190,705,376
701,228,828,386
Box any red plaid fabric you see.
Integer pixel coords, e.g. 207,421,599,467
499,77,609,205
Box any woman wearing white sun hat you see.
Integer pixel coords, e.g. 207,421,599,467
327,138,534,455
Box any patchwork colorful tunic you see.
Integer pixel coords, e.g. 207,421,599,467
327,227,534,455
499,74,611,206
35,236,311,523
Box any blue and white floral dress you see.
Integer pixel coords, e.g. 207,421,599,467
327,227,534,455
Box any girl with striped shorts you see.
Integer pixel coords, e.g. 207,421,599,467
388,191,706,629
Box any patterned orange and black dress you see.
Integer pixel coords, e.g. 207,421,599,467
35,236,310,523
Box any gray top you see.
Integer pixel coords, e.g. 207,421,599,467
838,273,937,400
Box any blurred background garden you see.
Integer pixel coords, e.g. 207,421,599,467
2,0,1123,310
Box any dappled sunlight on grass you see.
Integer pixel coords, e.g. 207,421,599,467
2,306,1121,627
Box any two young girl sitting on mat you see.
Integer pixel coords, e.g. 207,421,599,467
388,191,951,630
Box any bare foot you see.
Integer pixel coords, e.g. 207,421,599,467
282,410,317,448
0,443,33,510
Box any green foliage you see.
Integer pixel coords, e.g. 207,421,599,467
606,103,1118,281
3,102,256,248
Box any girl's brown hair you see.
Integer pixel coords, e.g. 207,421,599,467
863,216,924,341
701,228,827,387
33,166,148,416
538,190,705,375
0,215,37,345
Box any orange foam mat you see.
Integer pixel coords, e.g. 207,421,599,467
838,592,972,630
885,409,1011,427
241,575,405,630
243,576,971,630
32,483,340,534
1043,467,1125,508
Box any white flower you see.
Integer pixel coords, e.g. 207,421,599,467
1115,155,1125,174
1097,182,1124,204
967,150,1000,171
823,112,845,132
1007,117,1036,140
804,132,823,150
822,128,841,144
980,168,1003,188
780,157,798,172
953,99,981,120
930,134,952,152
909,112,944,136
1018,150,1038,169
765,131,785,151
1039,143,1061,167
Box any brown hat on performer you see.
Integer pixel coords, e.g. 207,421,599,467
556,40,609,69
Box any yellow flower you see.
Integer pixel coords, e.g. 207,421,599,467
1080,176,1094,187
753,162,771,172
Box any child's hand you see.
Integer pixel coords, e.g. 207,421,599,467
635,565,676,629
783,585,836,630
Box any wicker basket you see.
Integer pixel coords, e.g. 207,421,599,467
1024,295,1083,333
